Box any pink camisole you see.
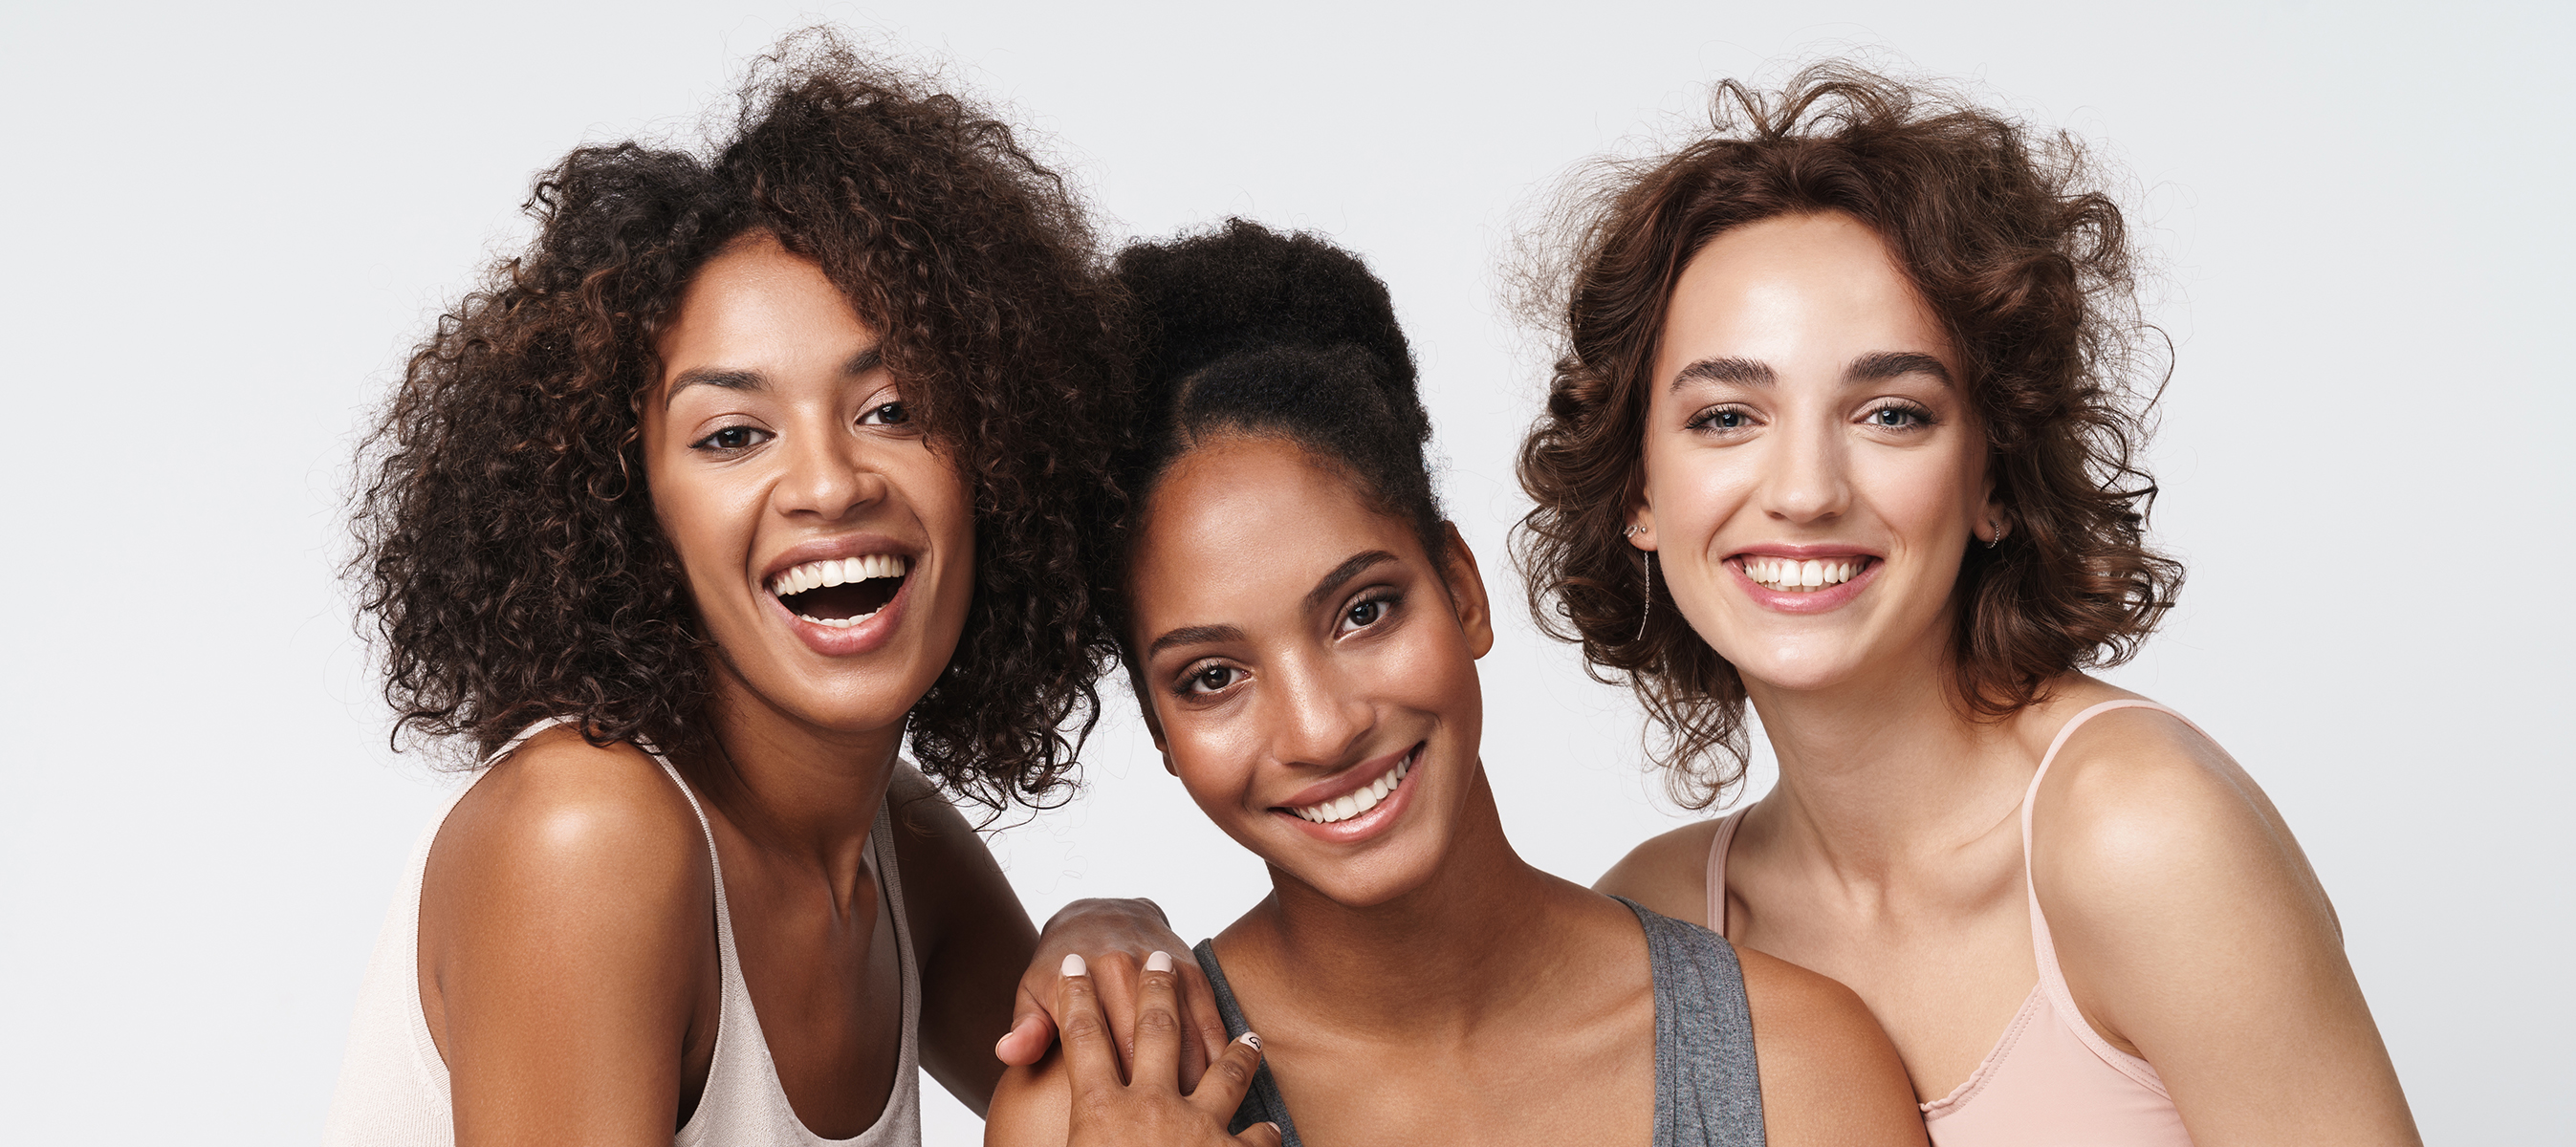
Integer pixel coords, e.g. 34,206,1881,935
1705,700,2200,1146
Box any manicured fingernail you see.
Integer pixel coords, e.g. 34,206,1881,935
1145,949,1174,973
1061,952,1087,977
1235,1030,1261,1052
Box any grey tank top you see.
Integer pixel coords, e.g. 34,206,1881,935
1190,897,1764,1146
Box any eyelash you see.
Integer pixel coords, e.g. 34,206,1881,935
1684,404,1757,433
1860,400,1937,430
1338,590,1402,635
1166,590,1405,700
690,424,769,453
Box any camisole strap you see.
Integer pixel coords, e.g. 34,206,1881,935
1703,805,1753,941
2019,698,2209,1099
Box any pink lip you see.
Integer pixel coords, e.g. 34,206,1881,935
1270,743,1424,847
1725,546,1883,616
757,533,921,658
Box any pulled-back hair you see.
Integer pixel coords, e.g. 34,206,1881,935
1515,65,2183,807
1108,219,1441,630
351,30,1132,809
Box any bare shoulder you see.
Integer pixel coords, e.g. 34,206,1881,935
983,1052,1073,1147
426,726,713,926
2029,701,2325,936
1736,947,1925,1146
1594,818,1722,927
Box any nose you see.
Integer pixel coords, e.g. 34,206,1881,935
773,425,884,522
1264,655,1374,774
1759,413,1851,526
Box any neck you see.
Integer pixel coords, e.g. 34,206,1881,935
1233,766,1600,1039
1743,629,2032,884
695,662,906,874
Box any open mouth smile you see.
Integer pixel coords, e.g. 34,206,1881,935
768,553,908,627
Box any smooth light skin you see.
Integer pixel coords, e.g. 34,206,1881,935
988,436,1924,1147
416,233,1203,1145
1598,212,2418,1144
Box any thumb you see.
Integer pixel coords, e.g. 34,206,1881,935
993,984,1057,1067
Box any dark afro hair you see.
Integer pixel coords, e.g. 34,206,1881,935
350,30,1134,810
1110,219,1441,590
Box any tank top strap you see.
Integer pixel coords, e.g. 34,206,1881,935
2018,699,2207,1098
1703,804,1754,941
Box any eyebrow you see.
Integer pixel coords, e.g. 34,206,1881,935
1846,351,1953,386
1146,623,1245,658
1668,351,1953,393
1304,550,1399,613
663,345,884,409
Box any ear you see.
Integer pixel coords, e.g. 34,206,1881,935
1625,479,1658,552
1976,471,2008,545
1437,522,1496,660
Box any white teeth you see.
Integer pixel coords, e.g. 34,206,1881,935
1743,555,1867,592
770,553,910,598
1289,750,1417,824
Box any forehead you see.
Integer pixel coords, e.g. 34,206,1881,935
1657,212,1950,371
655,234,875,388
1130,437,1415,622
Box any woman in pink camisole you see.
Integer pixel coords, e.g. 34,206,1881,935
1516,69,2420,1145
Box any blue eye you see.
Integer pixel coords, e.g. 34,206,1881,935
1686,405,1754,432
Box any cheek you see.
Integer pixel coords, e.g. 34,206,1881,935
1853,445,1977,545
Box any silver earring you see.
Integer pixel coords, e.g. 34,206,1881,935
1637,550,1655,640
1986,518,2003,549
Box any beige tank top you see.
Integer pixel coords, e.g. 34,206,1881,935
323,719,923,1146
1707,700,2200,1146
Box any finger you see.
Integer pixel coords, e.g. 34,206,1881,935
1129,950,1186,1092
993,984,1056,1067
1174,960,1224,1090
1088,949,1144,1074
1233,1121,1284,1147
1052,953,1124,1090
1189,1030,1265,1117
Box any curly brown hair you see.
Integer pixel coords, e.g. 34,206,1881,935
1515,65,2184,807
351,31,1132,809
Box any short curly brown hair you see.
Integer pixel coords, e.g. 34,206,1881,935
351,31,1132,809
1515,65,2183,807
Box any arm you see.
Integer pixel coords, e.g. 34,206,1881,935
986,953,1277,1147
1736,948,1927,1146
2037,710,2419,1147
420,734,715,1147
884,766,1037,1115
881,766,1227,1111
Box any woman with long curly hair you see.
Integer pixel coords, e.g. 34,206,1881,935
1518,68,2419,1144
324,34,1228,1146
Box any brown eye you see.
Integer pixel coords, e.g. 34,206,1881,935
858,401,909,426
692,425,769,452
1189,665,1239,694
1346,599,1386,628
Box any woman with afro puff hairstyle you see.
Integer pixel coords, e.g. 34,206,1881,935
326,32,1236,1146
1528,67,2420,1144
985,221,1924,1147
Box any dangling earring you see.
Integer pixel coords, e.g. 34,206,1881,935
1625,524,1653,640
1986,516,2004,549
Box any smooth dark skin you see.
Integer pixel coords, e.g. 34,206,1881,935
987,437,1925,1147
415,233,1212,1144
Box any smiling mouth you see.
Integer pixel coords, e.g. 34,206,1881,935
1737,555,1872,593
1279,746,1418,825
769,554,909,628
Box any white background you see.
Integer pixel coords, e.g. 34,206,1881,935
2,2,2567,1142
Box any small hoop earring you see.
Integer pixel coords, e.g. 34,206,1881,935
1985,518,2004,549
1637,550,1655,640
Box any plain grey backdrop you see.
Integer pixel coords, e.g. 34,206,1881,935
2,1,2566,1142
